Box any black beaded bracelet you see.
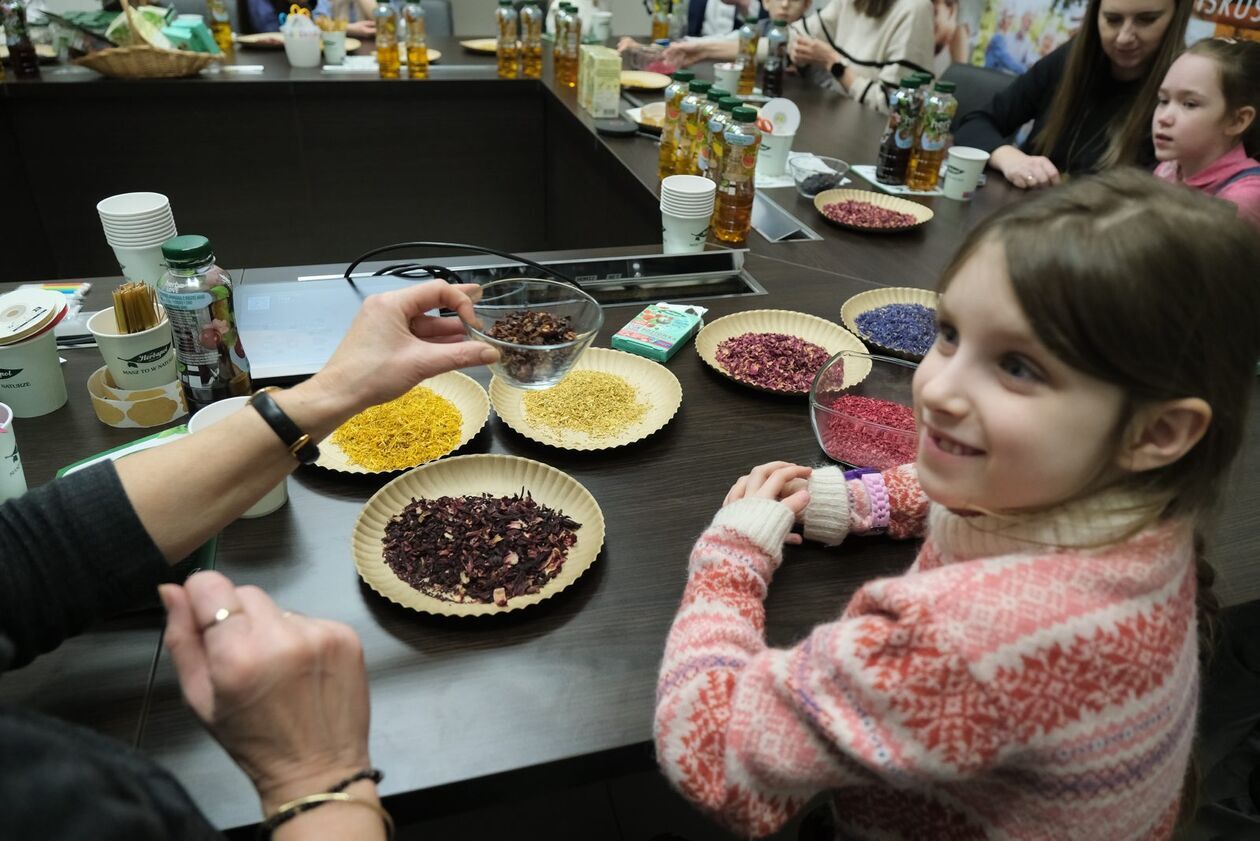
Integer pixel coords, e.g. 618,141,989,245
329,768,384,793
259,768,386,837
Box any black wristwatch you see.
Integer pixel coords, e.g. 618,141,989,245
248,387,321,464
829,61,846,80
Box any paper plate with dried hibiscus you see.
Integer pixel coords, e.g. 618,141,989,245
352,454,605,616
694,309,867,396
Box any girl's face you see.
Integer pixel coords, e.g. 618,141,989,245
1154,53,1244,170
933,0,957,49
912,243,1128,513
1097,0,1175,81
767,0,810,24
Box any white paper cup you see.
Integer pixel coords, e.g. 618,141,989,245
757,132,795,177
660,196,715,218
284,32,322,68
0,403,28,502
943,146,990,201
321,30,347,64
0,328,67,418
87,309,178,390
713,62,740,93
111,242,169,287
661,174,715,198
590,10,612,41
662,210,711,254
187,396,289,518
97,192,171,220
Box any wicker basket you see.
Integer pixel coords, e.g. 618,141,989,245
74,44,215,79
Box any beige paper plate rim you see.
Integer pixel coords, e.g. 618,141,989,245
313,371,489,474
620,70,671,90
839,287,940,361
813,188,934,233
460,38,498,53
489,347,683,451
352,454,606,617
695,309,867,397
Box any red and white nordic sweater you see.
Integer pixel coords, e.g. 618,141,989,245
654,464,1198,840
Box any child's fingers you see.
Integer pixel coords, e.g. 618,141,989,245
781,487,811,515
724,476,749,505
755,465,813,501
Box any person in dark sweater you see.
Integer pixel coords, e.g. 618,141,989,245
0,281,499,840
954,0,1191,190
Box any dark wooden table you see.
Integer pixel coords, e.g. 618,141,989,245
3,39,1257,833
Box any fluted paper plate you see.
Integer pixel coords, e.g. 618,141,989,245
621,70,671,90
840,287,939,361
352,455,606,616
490,347,682,450
314,371,489,474
813,189,934,233
460,38,498,54
695,309,867,396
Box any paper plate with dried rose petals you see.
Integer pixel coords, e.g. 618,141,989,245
352,454,605,617
695,309,867,396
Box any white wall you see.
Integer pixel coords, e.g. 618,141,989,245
451,0,652,37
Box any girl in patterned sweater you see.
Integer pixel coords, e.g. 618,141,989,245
654,170,1260,840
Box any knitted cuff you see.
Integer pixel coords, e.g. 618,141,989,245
803,465,851,546
709,498,796,560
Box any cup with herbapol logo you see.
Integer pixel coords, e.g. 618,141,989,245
0,289,69,419
87,307,178,390
0,402,28,502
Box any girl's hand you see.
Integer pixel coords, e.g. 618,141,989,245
160,572,373,814
788,34,839,70
724,462,812,543
990,145,1061,189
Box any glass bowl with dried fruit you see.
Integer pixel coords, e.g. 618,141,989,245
463,278,604,390
809,350,919,469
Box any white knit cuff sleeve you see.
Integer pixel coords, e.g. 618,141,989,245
803,465,851,546
709,498,796,559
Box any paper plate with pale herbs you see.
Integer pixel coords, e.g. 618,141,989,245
490,347,682,451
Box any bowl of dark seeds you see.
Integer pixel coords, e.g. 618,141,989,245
789,156,851,198
464,278,604,390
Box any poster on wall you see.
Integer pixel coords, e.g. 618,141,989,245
1189,0,1260,42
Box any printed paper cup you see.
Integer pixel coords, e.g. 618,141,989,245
110,242,169,287
713,62,740,93
943,146,989,201
87,365,188,429
0,328,67,418
87,308,177,389
662,210,710,254
757,132,795,177
0,402,28,502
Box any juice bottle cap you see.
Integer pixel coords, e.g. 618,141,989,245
719,96,742,110
162,235,214,266
731,106,757,122
688,79,711,93
934,80,956,93
672,69,694,82
772,19,788,26
498,0,511,5
899,76,921,88
707,86,729,101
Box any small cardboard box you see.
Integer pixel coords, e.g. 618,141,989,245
579,45,621,119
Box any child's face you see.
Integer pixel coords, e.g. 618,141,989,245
933,0,957,48
912,243,1128,513
1154,53,1232,164
766,0,811,24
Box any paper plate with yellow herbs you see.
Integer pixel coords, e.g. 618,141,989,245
314,371,489,474
352,454,606,616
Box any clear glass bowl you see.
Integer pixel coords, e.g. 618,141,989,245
789,156,852,199
809,350,918,469
462,278,604,390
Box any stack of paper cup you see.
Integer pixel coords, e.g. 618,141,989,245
660,175,716,255
97,192,178,287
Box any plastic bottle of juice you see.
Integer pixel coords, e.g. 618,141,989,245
552,3,568,81
520,1,543,78
736,16,758,96
205,0,235,55
712,106,761,243
875,77,922,185
704,96,740,184
495,0,520,78
761,19,788,97
562,2,581,88
0,0,40,79
375,0,400,79
157,236,252,412
650,0,669,41
694,86,728,177
404,0,428,79
674,79,712,176
906,80,958,191
657,69,694,181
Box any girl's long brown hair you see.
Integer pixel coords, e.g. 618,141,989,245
939,168,1260,824
1033,0,1192,169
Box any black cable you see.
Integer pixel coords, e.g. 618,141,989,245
342,242,577,294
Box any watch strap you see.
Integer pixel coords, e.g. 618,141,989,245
248,387,320,464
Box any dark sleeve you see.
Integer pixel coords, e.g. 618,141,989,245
0,461,171,669
954,40,1071,153
0,703,224,841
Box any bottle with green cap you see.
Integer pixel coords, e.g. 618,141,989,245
563,3,582,88
495,0,519,79
906,80,958,191
704,95,742,184
658,69,695,181
695,86,730,177
374,0,400,79
158,236,251,410
736,16,758,95
552,2,568,77
762,19,789,97
674,79,712,176
520,1,543,79
713,106,762,243
876,76,923,185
